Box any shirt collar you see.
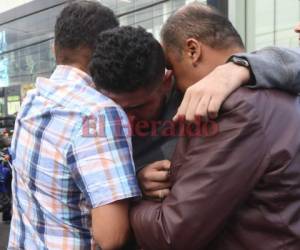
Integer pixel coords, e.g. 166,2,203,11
35,65,108,111
49,65,94,86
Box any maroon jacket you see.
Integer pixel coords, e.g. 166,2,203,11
130,88,300,250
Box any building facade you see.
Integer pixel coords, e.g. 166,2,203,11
0,0,299,116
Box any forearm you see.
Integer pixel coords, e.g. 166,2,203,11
234,47,300,93
92,201,130,250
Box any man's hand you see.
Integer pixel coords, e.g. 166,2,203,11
138,160,171,200
173,62,250,122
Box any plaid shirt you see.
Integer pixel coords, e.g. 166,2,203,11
8,65,141,250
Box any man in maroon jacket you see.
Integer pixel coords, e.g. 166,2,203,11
130,3,300,250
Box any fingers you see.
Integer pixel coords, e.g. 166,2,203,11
194,95,211,122
173,63,250,123
207,97,222,120
185,93,202,122
140,178,171,199
143,181,171,192
174,84,211,122
144,188,170,200
142,168,170,182
138,160,172,199
137,160,171,189
153,159,171,171
179,91,212,122
139,160,170,182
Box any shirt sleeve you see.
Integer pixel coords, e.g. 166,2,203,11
234,47,300,94
130,89,270,250
67,106,141,208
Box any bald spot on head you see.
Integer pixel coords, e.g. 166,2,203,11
160,2,244,53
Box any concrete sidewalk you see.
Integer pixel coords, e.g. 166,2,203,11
0,214,10,250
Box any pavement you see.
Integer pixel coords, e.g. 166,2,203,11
0,213,10,250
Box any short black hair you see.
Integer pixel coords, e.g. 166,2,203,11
55,0,119,50
90,26,165,93
161,2,244,51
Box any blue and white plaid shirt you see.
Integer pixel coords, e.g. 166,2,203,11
8,65,141,249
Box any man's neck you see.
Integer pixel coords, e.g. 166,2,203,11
66,63,90,75
55,46,92,75
197,46,245,80
205,46,245,67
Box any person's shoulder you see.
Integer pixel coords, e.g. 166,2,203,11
225,87,298,106
222,87,300,122
223,87,260,109
88,100,126,121
219,88,263,122
81,87,123,114
83,93,129,128
222,87,286,110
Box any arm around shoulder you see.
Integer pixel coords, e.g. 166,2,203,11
235,47,300,93
131,89,270,250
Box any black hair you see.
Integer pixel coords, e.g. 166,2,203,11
54,0,119,50
161,2,244,51
90,26,165,93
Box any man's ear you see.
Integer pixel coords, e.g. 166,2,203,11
186,38,202,67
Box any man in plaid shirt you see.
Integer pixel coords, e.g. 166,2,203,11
8,1,140,249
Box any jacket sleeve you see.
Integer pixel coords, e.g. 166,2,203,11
130,90,270,250
234,47,300,94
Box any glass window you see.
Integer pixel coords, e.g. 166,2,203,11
119,0,206,39
0,0,208,91
100,0,160,15
275,0,300,47
229,0,300,51
1,4,64,53
0,4,65,87
0,0,34,14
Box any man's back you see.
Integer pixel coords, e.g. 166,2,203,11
204,88,300,249
131,88,300,250
9,66,140,250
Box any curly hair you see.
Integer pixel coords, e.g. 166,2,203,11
89,26,165,93
55,0,119,50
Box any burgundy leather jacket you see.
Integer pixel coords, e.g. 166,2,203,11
130,88,300,250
